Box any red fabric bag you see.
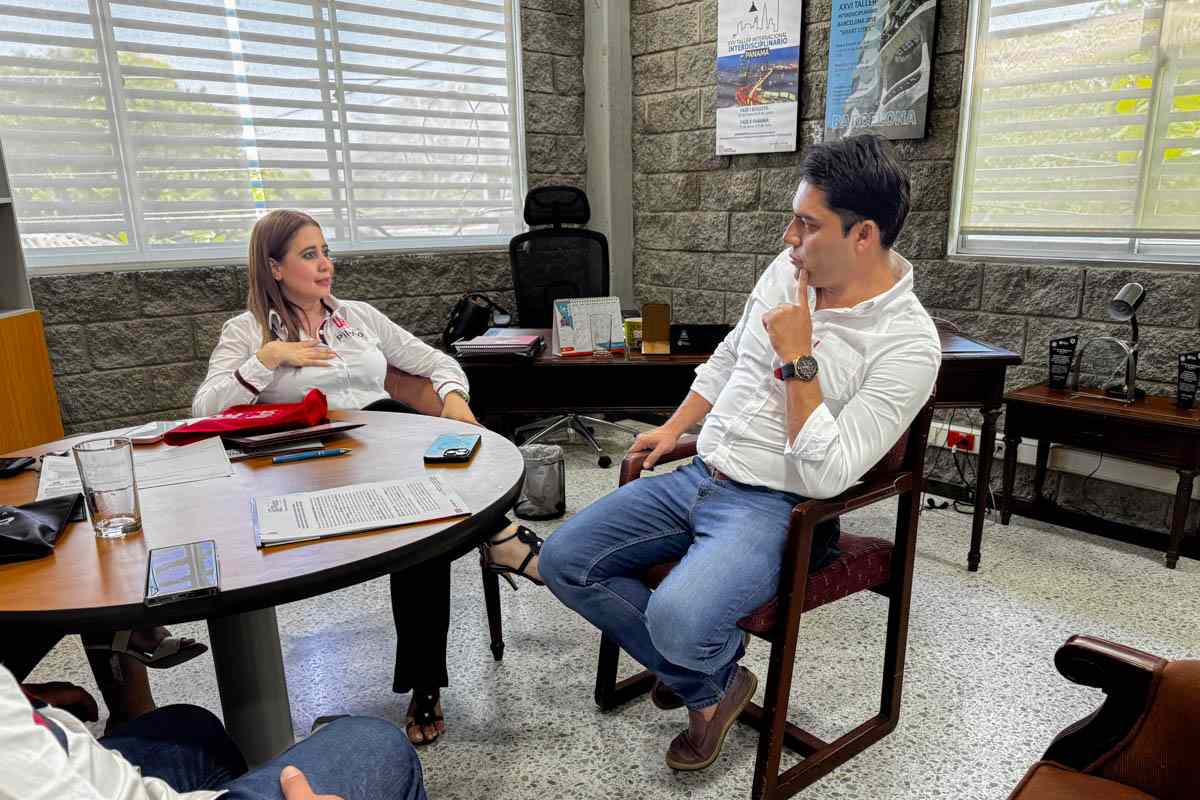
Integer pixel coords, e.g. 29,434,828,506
164,389,329,445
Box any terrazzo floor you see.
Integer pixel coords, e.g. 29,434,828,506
27,423,1200,800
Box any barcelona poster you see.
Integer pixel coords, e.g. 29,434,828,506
824,0,938,141
715,0,803,155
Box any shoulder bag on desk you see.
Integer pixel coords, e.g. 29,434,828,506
0,494,83,564
442,293,512,350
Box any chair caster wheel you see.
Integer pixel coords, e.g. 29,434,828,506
598,455,612,468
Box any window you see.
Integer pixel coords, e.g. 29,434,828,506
951,0,1200,264
0,0,525,270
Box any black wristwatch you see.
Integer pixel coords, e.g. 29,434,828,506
774,354,819,382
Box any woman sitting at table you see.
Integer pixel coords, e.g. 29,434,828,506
193,209,545,745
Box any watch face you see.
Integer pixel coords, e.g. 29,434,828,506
796,356,819,381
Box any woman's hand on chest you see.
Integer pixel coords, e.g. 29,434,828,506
257,339,338,370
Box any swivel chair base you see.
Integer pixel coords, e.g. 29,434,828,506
515,414,639,467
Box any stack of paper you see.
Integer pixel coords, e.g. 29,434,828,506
37,437,234,500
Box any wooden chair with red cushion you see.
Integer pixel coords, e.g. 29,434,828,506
1008,635,1200,800
385,366,506,660
593,398,936,800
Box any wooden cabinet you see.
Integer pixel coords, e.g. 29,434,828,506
1001,383,1200,568
0,138,32,312
0,309,63,451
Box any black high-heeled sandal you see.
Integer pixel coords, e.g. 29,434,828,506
405,688,443,745
479,525,544,589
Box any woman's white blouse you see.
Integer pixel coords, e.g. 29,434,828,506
192,296,467,416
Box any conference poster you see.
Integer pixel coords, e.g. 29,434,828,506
715,0,803,155
824,0,938,141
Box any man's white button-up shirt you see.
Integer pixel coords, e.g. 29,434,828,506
693,249,941,499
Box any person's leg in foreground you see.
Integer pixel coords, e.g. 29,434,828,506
104,703,425,800
222,716,426,800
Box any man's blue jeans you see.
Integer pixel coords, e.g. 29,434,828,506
540,457,838,711
102,705,426,800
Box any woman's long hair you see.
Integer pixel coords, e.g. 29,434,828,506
247,209,322,345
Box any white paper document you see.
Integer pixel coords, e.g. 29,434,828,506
35,455,85,501
134,436,233,488
36,437,234,500
251,476,471,548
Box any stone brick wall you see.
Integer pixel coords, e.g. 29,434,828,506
32,0,584,437
520,0,587,189
628,0,1200,533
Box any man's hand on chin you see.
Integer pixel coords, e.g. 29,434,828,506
762,267,814,361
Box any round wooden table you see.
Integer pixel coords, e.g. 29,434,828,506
0,411,524,763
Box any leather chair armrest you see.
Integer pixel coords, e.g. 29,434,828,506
618,435,699,487
384,367,445,417
1041,635,1169,776
1055,635,1165,692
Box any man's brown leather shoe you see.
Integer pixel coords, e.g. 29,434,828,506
664,667,758,771
651,679,685,711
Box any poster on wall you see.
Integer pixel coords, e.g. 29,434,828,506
824,0,938,141
714,0,803,155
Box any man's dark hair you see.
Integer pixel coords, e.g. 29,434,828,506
799,134,911,249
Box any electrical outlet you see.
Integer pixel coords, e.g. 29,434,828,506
946,430,976,451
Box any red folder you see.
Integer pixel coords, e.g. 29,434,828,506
164,389,329,445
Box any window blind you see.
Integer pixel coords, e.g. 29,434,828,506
0,0,524,269
953,0,1200,263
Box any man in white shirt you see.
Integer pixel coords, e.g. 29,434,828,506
0,664,426,800
538,135,941,772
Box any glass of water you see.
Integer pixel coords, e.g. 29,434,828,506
72,437,141,538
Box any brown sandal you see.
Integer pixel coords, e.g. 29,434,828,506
405,688,443,745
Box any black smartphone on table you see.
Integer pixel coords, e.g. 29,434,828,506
424,433,482,464
145,539,220,606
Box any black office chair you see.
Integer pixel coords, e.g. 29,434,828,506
509,185,637,467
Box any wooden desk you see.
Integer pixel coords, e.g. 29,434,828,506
462,328,1020,571
1001,383,1200,568
0,411,524,762
934,330,1023,571
462,329,706,419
